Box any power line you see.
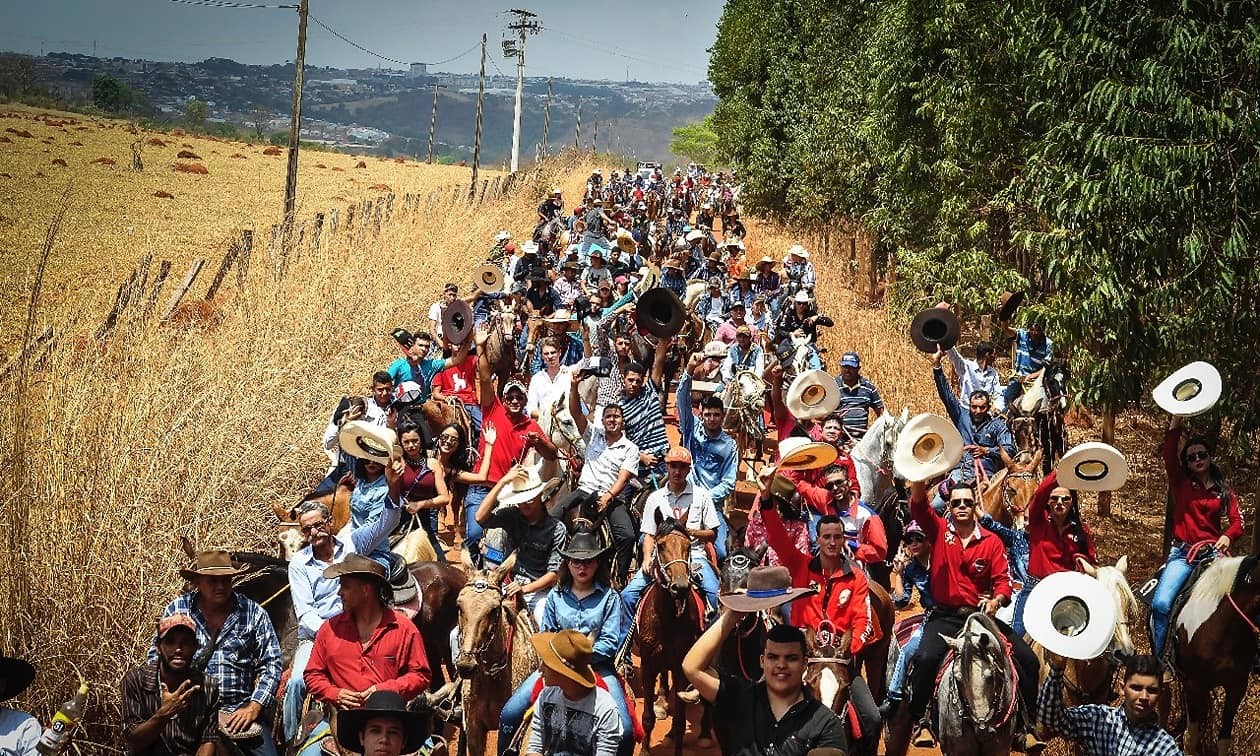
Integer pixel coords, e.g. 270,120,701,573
168,0,298,9
542,26,707,77
427,40,483,67
308,13,408,66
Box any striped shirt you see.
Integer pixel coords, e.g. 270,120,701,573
1013,328,1054,375
1037,671,1180,756
835,375,885,433
621,380,669,466
150,592,283,711
121,663,221,756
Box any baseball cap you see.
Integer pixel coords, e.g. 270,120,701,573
664,447,693,466
501,379,528,397
158,614,197,640
840,352,861,368
614,275,629,285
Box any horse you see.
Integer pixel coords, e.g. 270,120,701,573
633,514,713,754
720,369,768,471
977,448,1043,530
482,305,518,389
534,215,564,249
454,549,538,756
1007,361,1070,475
1168,553,1260,756
804,627,881,756
529,375,585,495
718,542,771,683
849,407,908,512
935,612,1019,756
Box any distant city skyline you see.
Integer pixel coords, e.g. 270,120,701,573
0,0,723,84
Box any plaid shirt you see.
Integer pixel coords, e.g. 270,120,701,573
150,591,283,711
1036,671,1180,756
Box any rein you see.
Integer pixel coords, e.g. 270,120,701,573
1226,594,1260,635
462,578,517,676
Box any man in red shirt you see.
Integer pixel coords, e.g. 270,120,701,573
301,554,431,756
905,480,1041,749
432,353,481,437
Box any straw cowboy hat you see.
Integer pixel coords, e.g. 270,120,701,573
893,413,964,482
1055,441,1128,492
532,630,598,688
339,420,395,463
616,228,637,253
473,264,506,294
0,654,36,702
180,550,248,582
1023,571,1118,660
1152,361,1222,417
787,244,810,259
499,467,563,507
785,369,841,420
337,690,430,755
544,308,575,325
442,299,474,344
777,436,838,471
910,305,961,353
719,565,818,612
757,255,776,268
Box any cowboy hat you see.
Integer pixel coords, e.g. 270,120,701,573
635,288,687,338
685,229,706,244
757,255,775,268
560,529,610,561
544,308,574,325
909,306,961,353
339,420,396,463
1055,442,1128,492
520,241,540,256
792,290,812,304
1152,361,1222,417
532,631,597,688
323,552,389,584
616,228,636,253
495,230,511,241
784,369,841,420
702,340,727,359
180,550,248,582
787,244,810,259
634,266,660,295
1023,571,1118,660
996,290,1025,322
393,380,424,408
473,264,505,294
499,467,563,507
0,655,36,702
442,300,474,345
336,690,430,755
719,565,818,612
777,436,839,471
893,413,964,482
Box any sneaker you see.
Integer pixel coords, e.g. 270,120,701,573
912,723,937,748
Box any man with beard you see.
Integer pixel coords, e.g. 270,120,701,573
123,615,221,756
930,346,1016,513
1037,654,1178,756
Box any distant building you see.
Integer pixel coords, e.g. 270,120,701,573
409,62,428,78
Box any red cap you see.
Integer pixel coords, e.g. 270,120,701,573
504,242,516,253
664,447,693,466
158,614,197,640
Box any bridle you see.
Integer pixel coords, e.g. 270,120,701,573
947,627,1018,736
1001,470,1037,515
460,577,515,676
651,531,694,617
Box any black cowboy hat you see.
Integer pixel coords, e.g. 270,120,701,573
391,327,415,350
336,690,429,755
996,290,1025,322
0,655,35,702
560,529,610,561
909,306,961,353
634,287,687,338
442,300,474,345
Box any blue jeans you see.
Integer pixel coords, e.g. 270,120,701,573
1012,578,1037,638
1002,377,1025,411
420,508,447,564
620,560,720,643
282,639,314,742
464,402,483,437
713,506,730,561
498,664,632,756
887,623,924,702
1152,543,1204,655
464,484,490,552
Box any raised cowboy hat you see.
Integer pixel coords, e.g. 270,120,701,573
785,369,841,420
1055,441,1128,492
442,299,474,344
635,287,687,338
544,308,574,325
997,290,1026,322
0,655,36,702
336,690,430,755
1152,361,1222,417
910,305,961,353
180,549,248,582
777,436,839,471
473,264,505,294
685,229,706,244
339,420,395,463
893,413,964,482
532,630,598,688
1024,571,1118,660
560,529,610,561
616,228,636,253
719,565,818,612
499,467,563,508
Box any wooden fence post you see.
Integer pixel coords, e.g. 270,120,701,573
312,213,325,250
236,231,253,289
478,179,489,203
489,176,501,200
205,239,242,300
160,258,207,322
1097,410,1116,517
145,260,173,319
346,204,356,230
328,209,339,237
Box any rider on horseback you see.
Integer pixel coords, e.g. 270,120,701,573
537,189,564,226
930,347,1017,513
677,361,740,560
1000,318,1053,411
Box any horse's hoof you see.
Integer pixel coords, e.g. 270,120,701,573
697,737,714,749
653,702,669,720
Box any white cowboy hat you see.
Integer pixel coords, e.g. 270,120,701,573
520,241,540,255
339,420,395,463
792,290,812,304
1152,361,1222,417
893,413,963,482
784,369,841,420
702,340,727,359
685,229,706,244
1056,442,1128,492
473,264,505,294
1024,571,1118,660
777,436,839,471
787,244,810,259
495,230,511,241
499,467,563,507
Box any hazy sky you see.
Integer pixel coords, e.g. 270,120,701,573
0,0,724,83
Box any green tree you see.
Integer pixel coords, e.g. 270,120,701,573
670,116,719,165
184,100,208,131
91,73,133,113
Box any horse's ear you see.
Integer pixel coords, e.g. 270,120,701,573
899,407,909,423
1114,555,1128,576
496,551,519,583
754,543,769,564
654,507,665,529
1078,556,1098,577
1030,448,1044,471
460,548,478,574
180,535,197,559
942,633,964,652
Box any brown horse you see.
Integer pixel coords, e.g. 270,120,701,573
978,448,1043,529
454,549,538,756
634,514,713,755
481,305,518,388
272,481,352,535
803,628,881,756
1169,553,1260,756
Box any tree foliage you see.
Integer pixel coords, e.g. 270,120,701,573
183,99,209,131
710,0,1260,444
670,116,719,165
91,73,135,113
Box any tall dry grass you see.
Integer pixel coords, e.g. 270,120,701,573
0,148,599,749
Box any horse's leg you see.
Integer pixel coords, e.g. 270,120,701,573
697,701,714,749
1215,673,1246,756
1184,676,1209,756
670,673,686,756
639,661,657,755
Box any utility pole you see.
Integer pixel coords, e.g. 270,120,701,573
575,98,583,150
592,106,598,154
426,83,445,164
283,0,309,225
471,34,486,202
539,77,552,159
504,9,541,173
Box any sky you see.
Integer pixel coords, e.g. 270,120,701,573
0,0,724,84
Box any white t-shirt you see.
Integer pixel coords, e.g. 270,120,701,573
526,685,622,756
527,368,568,416
577,427,639,494
427,301,443,336
640,483,719,563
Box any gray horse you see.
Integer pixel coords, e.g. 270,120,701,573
935,612,1018,756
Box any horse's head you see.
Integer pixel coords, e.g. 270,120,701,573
1080,555,1139,657
1044,361,1070,411
944,612,1014,734
720,543,767,595
543,382,585,458
652,514,694,597
276,523,304,561
990,449,1044,530
455,549,518,679
804,625,853,714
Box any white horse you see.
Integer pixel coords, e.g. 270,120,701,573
526,372,587,496
850,407,908,506
937,612,1018,756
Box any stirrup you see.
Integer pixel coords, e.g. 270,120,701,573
912,722,937,748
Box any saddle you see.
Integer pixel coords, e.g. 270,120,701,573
386,552,422,618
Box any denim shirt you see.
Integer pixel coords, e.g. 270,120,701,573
892,558,933,610
541,583,623,665
348,474,392,567
676,372,739,506
980,514,1031,586
934,367,1016,480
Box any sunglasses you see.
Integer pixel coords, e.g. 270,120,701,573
437,434,460,445
950,498,976,508
904,535,926,544
1186,451,1210,462
300,520,328,533
825,480,849,491
1049,495,1073,503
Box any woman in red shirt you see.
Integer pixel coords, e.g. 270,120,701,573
1150,415,1244,655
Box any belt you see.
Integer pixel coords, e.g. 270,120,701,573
929,605,976,619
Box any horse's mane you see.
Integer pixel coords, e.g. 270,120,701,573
230,551,288,569
1179,555,1246,643
656,516,688,540
963,611,1006,654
